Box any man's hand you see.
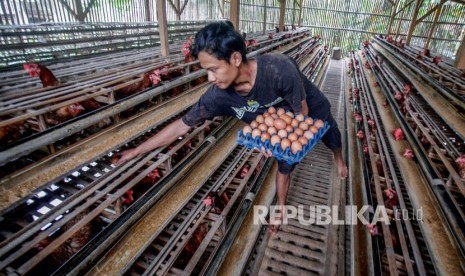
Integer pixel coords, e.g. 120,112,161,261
338,162,348,179
255,146,273,158
112,148,140,166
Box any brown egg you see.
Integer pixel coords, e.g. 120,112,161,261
288,133,298,142
270,135,281,146
299,122,309,131
271,114,279,119
256,115,265,124
243,125,252,135
250,120,258,128
278,129,288,138
291,141,303,154
258,123,268,132
298,137,309,145
291,119,299,128
309,125,319,134
280,114,292,125
261,132,271,142
273,118,287,130
252,128,262,138
304,130,314,140
264,116,274,127
281,138,291,150
277,108,286,116
267,126,278,135
315,119,324,128
263,112,271,118
268,106,277,114
294,128,304,137
295,114,305,122
305,117,314,125
285,111,294,118
285,125,294,133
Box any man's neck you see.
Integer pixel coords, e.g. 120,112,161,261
233,59,257,94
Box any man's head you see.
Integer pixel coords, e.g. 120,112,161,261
192,21,247,63
192,21,248,89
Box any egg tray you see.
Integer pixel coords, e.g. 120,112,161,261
237,120,330,165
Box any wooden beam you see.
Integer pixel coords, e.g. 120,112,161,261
387,0,399,36
415,2,440,25
298,0,302,26
230,0,240,30
455,34,465,70
156,0,169,56
263,0,267,33
144,0,150,21
425,0,446,49
279,0,286,31
394,0,415,16
406,0,423,45
175,0,181,20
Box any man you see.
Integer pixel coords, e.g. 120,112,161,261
114,21,348,233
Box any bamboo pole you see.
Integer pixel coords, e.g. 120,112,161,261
263,0,267,32
405,0,422,44
455,33,465,69
425,0,446,49
279,0,286,31
230,0,240,29
156,0,170,56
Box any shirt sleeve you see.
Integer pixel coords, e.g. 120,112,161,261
181,87,221,127
279,59,307,114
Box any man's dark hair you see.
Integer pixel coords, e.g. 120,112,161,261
192,21,247,63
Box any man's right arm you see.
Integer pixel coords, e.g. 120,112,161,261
114,118,191,165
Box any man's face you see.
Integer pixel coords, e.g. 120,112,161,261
198,51,240,90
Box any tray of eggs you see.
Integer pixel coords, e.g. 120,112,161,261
237,107,329,165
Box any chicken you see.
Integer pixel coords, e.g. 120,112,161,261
182,37,207,88
353,113,363,123
387,36,394,43
0,119,30,144
456,155,465,178
367,224,382,236
237,164,250,179
376,157,384,177
367,119,376,130
362,41,369,48
423,48,431,58
394,91,404,103
404,84,411,95
23,62,59,87
460,70,465,79
384,188,399,209
176,222,209,267
118,168,161,208
203,191,230,214
363,144,369,154
432,56,442,65
404,148,414,159
116,70,160,99
33,210,103,273
365,61,371,70
392,128,404,141
357,130,365,140
416,51,423,60
45,103,85,125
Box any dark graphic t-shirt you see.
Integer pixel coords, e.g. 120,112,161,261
182,53,330,127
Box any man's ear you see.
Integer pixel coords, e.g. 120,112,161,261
230,51,242,67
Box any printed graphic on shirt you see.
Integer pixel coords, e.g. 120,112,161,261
232,97,285,119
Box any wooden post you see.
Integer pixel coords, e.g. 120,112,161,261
156,0,170,56
145,0,150,21
298,0,302,26
263,0,267,33
425,0,445,49
230,0,240,30
405,0,422,45
455,34,465,69
279,0,286,31
175,0,181,20
387,0,398,36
